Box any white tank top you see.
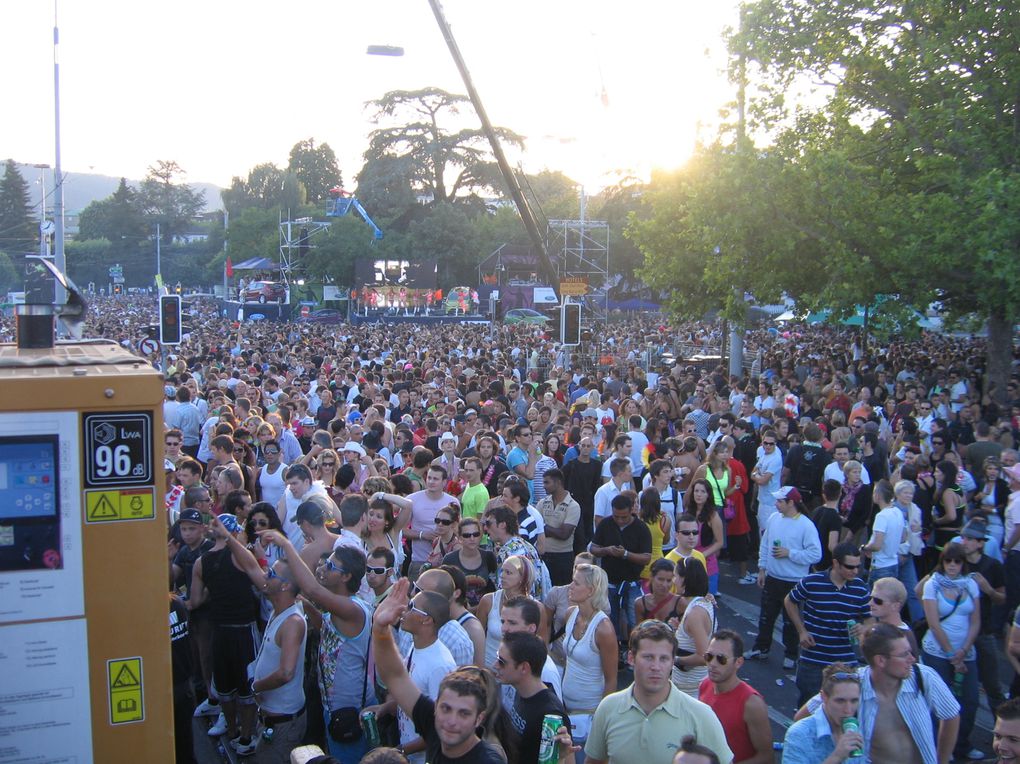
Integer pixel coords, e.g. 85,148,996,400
671,596,714,696
562,608,609,712
253,601,307,714
484,589,504,668
258,463,287,509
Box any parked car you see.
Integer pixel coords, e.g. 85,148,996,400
503,308,552,325
297,308,345,324
244,281,287,303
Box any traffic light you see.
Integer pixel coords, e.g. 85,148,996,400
561,303,581,346
159,294,182,345
112,283,122,296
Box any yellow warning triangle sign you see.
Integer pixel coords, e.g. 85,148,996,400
112,663,140,688
89,495,118,520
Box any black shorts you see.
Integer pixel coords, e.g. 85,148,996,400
726,533,750,563
211,622,258,699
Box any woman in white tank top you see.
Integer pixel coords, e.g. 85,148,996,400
671,557,715,697
476,555,535,667
257,457,287,509
561,564,617,728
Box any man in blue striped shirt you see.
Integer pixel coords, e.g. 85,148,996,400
785,541,872,706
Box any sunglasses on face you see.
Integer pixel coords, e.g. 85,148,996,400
324,558,346,574
320,461,337,468
267,567,292,585
461,531,481,539
408,604,430,618
435,518,454,526
870,595,886,606
830,672,860,682
841,562,860,570
704,652,730,665
264,448,280,455
763,441,776,446
366,565,391,575
495,655,509,667
166,441,181,447
678,530,698,536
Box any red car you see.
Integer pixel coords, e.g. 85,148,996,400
244,281,287,303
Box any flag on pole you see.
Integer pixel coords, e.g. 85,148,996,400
225,256,234,278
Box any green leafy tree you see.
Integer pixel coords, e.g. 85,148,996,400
523,170,579,222
225,207,279,265
302,216,377,286
632,1,1020,397
588,176,646,286
0,160,36,257
223,163,307,216
475,205,527,259
407,203,479,284
77,178,150,260
287,139,342,204
65,238,115,288
354,154,420,230
365,88,524,208
0,251,19,294
730,0,1020,398
138,160,206,245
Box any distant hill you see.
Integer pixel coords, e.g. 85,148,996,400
8,162,224,216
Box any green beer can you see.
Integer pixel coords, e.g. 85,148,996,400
538,714,564,764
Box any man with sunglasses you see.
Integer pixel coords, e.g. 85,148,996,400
212,516,307,759
784,542,872,706
365,547,396,605
394,588,458,762
258,531,378,762
371,579,508,764
698,630,772,764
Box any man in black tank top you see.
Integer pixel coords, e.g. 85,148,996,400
189,515,260,747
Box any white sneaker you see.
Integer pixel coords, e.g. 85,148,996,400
207,712,228,737
738,573,758,585
231,736,257,756
783,657,797,670
193,697,221,717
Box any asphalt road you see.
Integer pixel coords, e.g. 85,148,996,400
193,557,1011,762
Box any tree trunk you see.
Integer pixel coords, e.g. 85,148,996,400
986,311,1013,407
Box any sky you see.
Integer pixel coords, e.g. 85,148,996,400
2,1,742,201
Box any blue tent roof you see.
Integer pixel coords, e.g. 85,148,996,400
608,298,662,311
233,257,276,271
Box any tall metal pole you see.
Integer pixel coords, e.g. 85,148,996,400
52,2,66,308
425,0,558,287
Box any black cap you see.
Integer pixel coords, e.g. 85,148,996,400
179,508,204,525
291,500,325,526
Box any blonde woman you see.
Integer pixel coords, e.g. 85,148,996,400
476,554,544,667
561,563,617,750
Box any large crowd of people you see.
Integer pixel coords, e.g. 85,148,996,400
31,294,1020,763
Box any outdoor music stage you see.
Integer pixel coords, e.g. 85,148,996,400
350,312,488,326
